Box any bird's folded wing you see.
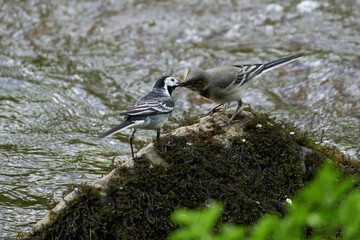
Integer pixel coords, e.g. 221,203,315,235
229,64,264,88
119,101,174,116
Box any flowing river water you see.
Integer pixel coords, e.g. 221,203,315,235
1,0,359,238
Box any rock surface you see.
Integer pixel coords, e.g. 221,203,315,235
25,107,353,240
33,107,243,231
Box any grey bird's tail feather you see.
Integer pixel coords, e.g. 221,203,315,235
98,121,133,139
262,54,302,74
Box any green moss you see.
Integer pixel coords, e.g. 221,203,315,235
22,111,359,240
21,184,109,240
152,112,306,227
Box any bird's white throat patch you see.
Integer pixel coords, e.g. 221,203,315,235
163,77,178,95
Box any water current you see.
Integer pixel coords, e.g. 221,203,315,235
1,0,359,238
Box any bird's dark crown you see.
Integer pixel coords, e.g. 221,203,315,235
153,76,170,89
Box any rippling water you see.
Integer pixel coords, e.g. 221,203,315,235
1,0,359,238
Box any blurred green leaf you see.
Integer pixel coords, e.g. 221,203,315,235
169,203,224,240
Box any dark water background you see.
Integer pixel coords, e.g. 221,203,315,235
1,0,359,238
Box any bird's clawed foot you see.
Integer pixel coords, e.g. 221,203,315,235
224,119,241,128
224,107,242,129
225,120,232,129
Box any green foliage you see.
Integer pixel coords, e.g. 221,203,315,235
169,163,360,240
170,203,245,240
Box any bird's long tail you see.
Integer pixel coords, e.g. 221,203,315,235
262,54,302,73
98,121,133,139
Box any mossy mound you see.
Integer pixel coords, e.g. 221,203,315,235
22,109,358,240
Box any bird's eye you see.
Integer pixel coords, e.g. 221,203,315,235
171,78,175,82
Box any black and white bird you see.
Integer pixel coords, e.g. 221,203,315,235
180,54,302,127
99,76,180,158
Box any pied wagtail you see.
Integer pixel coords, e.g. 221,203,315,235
179,54,302,127
99,76,180,158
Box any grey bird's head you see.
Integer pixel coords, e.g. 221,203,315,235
153,76,180,95
179,68,209,92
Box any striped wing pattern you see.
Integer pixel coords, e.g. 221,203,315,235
119,101,174,117
229,54,303,89
230,64,265,88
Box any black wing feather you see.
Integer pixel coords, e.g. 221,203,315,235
119,90,174,117
231,64,264,87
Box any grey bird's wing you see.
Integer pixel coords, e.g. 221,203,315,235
209,54,302,90
206,65,263,90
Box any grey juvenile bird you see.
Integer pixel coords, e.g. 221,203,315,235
180,54,302,127
99,76,180,158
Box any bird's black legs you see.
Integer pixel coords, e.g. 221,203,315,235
156,129,161,142
226,98,243,128
129,129,137,158
204,103,224,116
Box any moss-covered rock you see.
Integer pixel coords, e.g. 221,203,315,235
21,107,359,240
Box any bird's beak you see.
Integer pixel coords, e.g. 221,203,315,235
178,81,192,88
176,78,184,87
